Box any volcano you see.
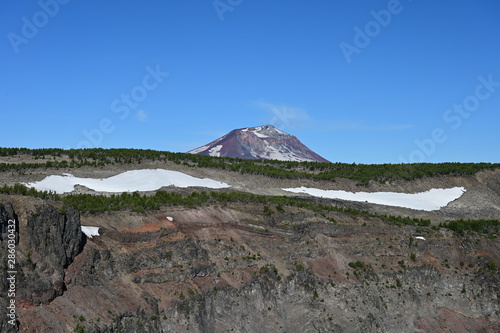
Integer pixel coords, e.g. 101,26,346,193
188,125,330,162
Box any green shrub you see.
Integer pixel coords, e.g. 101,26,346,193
263,205,274,215
442,219,499,235
485,261,497,271
75,324,85,333
348,261,365,269
2,148,499,184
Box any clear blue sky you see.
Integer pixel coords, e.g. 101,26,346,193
1,0,499,163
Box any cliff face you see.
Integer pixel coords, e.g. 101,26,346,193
0,203,19,332
23,205,84,303
0,197,499,332
0,201,84,332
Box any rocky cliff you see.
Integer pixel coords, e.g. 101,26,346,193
0,195,498,332
0,201,84,332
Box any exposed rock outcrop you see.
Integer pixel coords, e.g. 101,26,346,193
0,200,496,332
0,203,19,332
20,205,84,304
0,200,85,332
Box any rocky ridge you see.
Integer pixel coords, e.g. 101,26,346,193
0,151,499,332
0,195,499,332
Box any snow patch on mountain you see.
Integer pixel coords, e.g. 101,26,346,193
252,130,269,138
265,145,314,162
208,145,223,157
282,186,466,211
274,127,286,135
25,169,231,194
81,226,100,238
188,145,210,154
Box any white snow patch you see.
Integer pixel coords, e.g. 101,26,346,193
415,236,426,240
248,224,266,230
252,131,269,138
274,128,286,135
265,146,314,162
252,128,269,138
266,146,291,161
282,187,466,211
208,145,223,157
214,135,227,143
81,226,100,238
189,145,210,154
25,169,231,194
166,216,174,221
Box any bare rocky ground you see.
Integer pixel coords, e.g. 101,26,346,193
1,156,499,332
0,195,499,333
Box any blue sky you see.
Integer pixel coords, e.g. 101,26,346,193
1,0,499,163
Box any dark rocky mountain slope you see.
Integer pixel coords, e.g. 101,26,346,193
188,125,330,162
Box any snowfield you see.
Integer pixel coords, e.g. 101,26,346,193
188,144,210,154
81,226,100,238
25,169,231,194
208,145,223,157
251,127,270,138
265,145,315,162
282,186,466,211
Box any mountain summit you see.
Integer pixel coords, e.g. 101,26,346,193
188,125,330,162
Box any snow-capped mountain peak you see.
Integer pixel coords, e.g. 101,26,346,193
188,125,330,162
